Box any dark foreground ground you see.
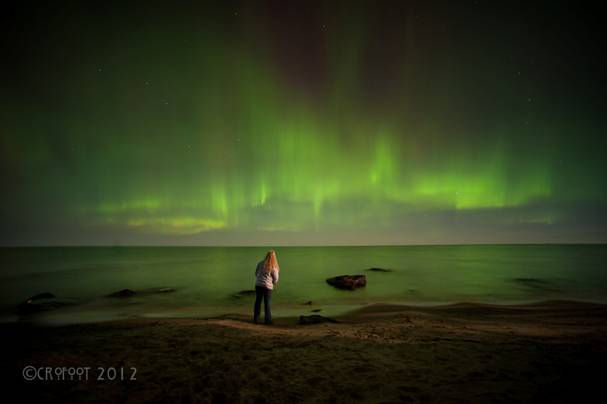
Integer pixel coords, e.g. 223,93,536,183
3,300,607,403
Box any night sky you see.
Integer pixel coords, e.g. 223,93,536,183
1,0,606,246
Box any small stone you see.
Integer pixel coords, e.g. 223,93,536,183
108,289,136,298
367,267,392,272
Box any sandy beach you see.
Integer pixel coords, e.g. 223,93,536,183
3,300,606,403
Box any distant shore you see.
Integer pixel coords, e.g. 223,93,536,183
4,300,607,403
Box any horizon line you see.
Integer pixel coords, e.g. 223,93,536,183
1,242,606,248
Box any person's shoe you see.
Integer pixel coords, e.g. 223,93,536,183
264,321,273,325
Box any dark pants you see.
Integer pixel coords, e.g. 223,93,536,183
253,286,272,324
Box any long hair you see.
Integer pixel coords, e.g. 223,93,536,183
263,250,279,273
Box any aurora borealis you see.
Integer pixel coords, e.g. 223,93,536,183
1,0,606,245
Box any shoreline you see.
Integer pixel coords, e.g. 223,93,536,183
5,299,607,402
4,298,607,326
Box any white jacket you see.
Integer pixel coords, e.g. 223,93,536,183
255,260,279,290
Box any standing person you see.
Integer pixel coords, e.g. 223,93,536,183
253,250,280,325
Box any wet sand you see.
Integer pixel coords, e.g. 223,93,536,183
3,300,607,403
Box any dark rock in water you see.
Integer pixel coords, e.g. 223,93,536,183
108,289,136,298
232,290,256,299
129,287,177,296
299,315,338,325
17,293,75,314
311,309,322,313
238,289,256,295
27,292,56,301
326,275,367,290
512,278,560,292
367,267,392,272
514,277,548,285
108,288,176,298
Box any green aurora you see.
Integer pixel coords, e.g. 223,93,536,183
1,1,605,245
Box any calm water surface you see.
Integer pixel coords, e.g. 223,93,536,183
1,245,606,324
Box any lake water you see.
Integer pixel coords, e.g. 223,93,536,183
1,245,606,324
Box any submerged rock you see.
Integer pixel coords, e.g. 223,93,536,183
17,293,75,314
232,290,256,299
108,287,177,298
108,289,136,298
367,267,392,272
299,315,338,325
27,292,56,301
512,278,560,292
326,275,367,290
